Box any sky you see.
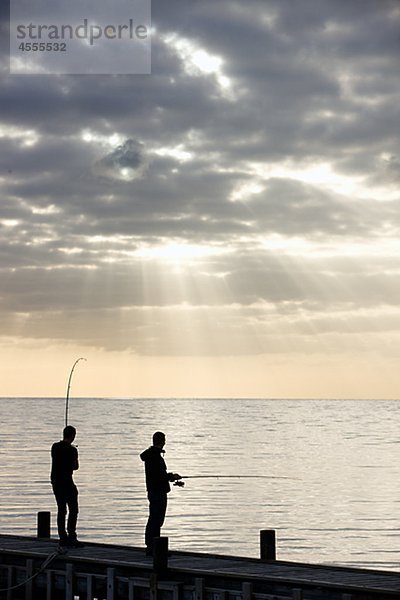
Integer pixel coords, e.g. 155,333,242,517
1,0,400,398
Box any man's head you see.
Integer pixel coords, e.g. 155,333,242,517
63,425,76,443
152,431,166,448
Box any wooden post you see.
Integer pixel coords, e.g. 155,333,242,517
260,529,276,561
37,511,51,539
195,578,205,600
46,570,53,600
6,566,14,600
107,567,115,600
149,573,158,600
65,563,74,600
242,582,253,600
128,579,135,600
25,559,34,600
86,574,94,600
153,536,169,574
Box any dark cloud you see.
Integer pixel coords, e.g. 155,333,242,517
95,139,146,180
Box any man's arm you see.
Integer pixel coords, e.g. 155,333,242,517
72,447,79,470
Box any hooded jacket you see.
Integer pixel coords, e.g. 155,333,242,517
51,440,78,487
140,446,172,494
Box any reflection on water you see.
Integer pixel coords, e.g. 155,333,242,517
0,398,399,571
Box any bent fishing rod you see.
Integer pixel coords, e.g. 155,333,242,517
65,357,87,427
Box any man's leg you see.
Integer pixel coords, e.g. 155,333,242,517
53,487,68,544
145,493,167,552
66,485,79,540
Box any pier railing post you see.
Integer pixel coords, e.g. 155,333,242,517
25,558,34,600
37,511,51,539
260,529,276,561
195,578,205,600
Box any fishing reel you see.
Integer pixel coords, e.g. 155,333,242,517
173,480,185,487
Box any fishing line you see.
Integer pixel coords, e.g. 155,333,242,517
181,475,299,479
0,548,62,593
174,474,300,486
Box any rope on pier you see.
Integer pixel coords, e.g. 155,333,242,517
0,548,62,593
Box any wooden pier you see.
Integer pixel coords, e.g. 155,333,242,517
1,533,399,600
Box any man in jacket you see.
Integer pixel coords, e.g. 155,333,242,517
51,425,84,547
140,431,181,555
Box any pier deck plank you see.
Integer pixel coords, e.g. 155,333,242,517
0,534,399,597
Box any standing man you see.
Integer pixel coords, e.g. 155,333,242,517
140,431,181,555
51,425,84,547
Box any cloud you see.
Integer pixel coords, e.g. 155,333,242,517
94,139,147,181
1,0,400,362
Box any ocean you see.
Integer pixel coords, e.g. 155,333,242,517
0,398,399,571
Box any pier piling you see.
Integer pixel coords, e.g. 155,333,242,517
36,511,51,539
260,529,276,561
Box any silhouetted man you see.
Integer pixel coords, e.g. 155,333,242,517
140,431,181,555
51,425,84,547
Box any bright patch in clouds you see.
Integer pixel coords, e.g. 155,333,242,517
81,129,125,148
134,243,229,263
164,33,232,93
0,125,40,147
244,161,399,201
151,145,193,162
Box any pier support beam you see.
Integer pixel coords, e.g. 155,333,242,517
37,511,51,539
107,567,115,600
25,559,33,600
260,529,276,561
195,578,205,600
242,582,253,600
65,563,74,600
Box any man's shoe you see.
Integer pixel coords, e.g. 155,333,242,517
68,538,85,548
59,537,69,547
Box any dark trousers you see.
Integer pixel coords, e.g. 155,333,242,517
145,492,167,550
52,483,79,540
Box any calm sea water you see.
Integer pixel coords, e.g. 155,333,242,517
0,398,399,571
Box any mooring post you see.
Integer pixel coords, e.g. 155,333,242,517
260,529,276,561
37,511,51,539
153,536,169,574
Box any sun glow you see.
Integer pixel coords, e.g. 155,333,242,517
244,161,399,201
163,34,233,94
81,129,124,148
134,243,229,263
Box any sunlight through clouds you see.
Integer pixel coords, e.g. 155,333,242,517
1,0,400,397
163,33,234,97
133,243,230,264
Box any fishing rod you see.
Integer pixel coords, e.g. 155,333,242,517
65,357,87,427
173,474,299,487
